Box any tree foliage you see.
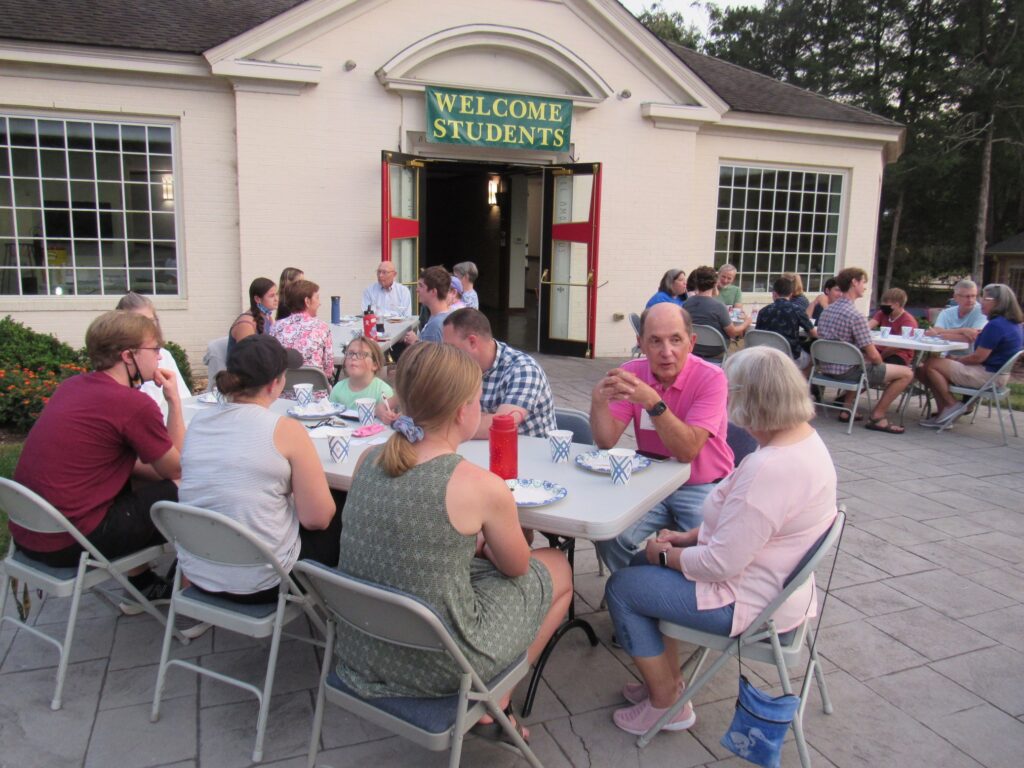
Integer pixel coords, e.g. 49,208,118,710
633,0,1024,290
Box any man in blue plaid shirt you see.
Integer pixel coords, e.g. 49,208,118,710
443,309,556,438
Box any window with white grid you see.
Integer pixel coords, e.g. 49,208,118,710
0,114,179,297
713,165,844,294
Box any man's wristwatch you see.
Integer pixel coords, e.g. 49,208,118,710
646,401,668,418
658,549,669,567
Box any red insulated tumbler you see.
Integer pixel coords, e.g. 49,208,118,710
489,413,518,480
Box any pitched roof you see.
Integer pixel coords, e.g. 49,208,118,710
987,231,1024,255
0,0,306,55
665,42,899,128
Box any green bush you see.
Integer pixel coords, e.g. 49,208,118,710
0,316,88,372
164,340,195,394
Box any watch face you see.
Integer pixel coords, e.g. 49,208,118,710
658,550,668,566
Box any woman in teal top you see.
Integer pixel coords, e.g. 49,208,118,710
329,336,393,408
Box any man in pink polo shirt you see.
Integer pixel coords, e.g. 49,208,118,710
591,303,733,571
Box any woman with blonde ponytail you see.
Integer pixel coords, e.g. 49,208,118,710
335,342,572,742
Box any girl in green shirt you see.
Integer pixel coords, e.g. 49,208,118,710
329,336,394,409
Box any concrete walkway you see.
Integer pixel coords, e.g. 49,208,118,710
2,353,1022,767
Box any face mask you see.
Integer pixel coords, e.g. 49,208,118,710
879,304,893,316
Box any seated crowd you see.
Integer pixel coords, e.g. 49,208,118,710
7,254,1021,751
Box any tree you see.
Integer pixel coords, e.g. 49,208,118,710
635,2,703,48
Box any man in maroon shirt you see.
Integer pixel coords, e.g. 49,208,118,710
11,311,185,595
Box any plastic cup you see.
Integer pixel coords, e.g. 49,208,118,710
547,429,573,463
913,328,925,340
355,397,376,426
900,326,912,338
327,429,352,464
293,383,313,407
879,326,891,338
608,448,636,486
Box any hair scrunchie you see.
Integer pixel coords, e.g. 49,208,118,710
393,415,424,444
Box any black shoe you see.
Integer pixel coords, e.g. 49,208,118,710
120,571,172,615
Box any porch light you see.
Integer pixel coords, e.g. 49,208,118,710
161,174,174,202
488,178,498,206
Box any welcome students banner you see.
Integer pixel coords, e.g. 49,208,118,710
425,87,572,151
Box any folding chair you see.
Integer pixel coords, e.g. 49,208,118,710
726,422,759,467
629,313,643,358
944,349,1023,445
744,328,793,356
285,365,332,392
149,501,326,763
638,508,847,768
0,478,181,710
554,407,594,447
693,324,729,365
203,336,229,392
809,340,872,434
293,560,544,768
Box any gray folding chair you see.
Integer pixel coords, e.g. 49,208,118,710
809,340,873,434
0,478,181,710
554,407,594,446
149,501,326,763
293,560,543,768
285,365,332,392
693,324,729,365
744,328,793,356
638,508,847,768
203,336,229,392
944,349,1023,445
629,312,643,358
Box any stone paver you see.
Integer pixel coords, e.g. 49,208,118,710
1,352,1021,767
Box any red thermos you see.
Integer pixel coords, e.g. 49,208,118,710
489,414,518,480
362,306,377,339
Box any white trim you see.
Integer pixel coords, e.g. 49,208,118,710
209,58,321,85
376,24,614,102
715,112,904,160
0,39,210,78
641,102,720,130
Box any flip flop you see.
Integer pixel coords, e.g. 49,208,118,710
865,417,904,434
837,412,863,423
470,704,530,746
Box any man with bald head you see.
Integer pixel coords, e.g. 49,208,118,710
591,303,734,571
362,261,411,317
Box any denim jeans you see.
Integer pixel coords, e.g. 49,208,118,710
605,559,734,657
596,482,715,572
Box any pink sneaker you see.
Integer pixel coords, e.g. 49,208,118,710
613,697,696,735
621,679,682,705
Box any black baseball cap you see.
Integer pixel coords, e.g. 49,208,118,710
227,335,303,388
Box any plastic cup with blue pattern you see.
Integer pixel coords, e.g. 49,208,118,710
608,448,635,486
327,429,352,464
355,397,376,427
547,429,573,464
293,383,314,407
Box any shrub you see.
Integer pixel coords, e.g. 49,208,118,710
0,363,89,431
164,340,195,394
0,316,88,372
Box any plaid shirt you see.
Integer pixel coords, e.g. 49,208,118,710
755,298,815,359
481,341,556,437
816,298,871,374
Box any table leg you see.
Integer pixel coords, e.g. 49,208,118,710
521,535,599,717
896,349,928,426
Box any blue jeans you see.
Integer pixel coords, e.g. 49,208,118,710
596,482,715,572
605,558,734,657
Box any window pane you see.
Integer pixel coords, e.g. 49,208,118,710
16,207,42,236
11,148,38,177
70,181,96,207
44,208,70,238
128,241,152,267
95,153,121,181
121,125,146,153
101,240,125,269
68,151,94,179
38,121,65,149
19,239,45,267
151,183,172,212
102,268,127,294
10,119,36,146
151,212,174,240
40,149,67,178
129,268,153,292
74,240,99,267
0,117,7,145
66,121,92,150
14,177,40,208
76,268,101,294
0,208,12,236
97,181,123,210
94,123,119,151
123,153,148,182
148,126,172,154
125,183,150,211
98,209,123,239
126,212,150,239
72,209,98,238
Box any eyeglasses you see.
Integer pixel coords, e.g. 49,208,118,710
134,346,161,353
981,296,996,302
377,269,396,275
345,351,371,360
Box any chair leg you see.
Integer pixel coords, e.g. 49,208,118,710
487,700,543,768
307,623,334,768
772,639,812,768
252,593,290,762
51,555,90,710
448,675,471,768
638,646,732,748
151,570,182,723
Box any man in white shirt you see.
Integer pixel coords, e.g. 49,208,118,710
362,261,411,317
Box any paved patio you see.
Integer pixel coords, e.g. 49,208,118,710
2,352,1022,768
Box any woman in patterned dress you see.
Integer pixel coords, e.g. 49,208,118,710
334,342,572,741
269,279,333,380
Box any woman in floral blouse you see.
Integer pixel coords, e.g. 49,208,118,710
270,279,334,380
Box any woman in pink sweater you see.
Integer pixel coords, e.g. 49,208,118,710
605,346,837,736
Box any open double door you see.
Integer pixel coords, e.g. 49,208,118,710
381,151,601,357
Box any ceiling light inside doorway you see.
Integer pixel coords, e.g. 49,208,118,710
488,178,499,206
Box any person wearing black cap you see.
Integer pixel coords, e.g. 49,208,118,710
177,334,340,603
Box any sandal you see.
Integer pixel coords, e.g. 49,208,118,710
865,417,904,434
837,412,863,423
471,704,530,745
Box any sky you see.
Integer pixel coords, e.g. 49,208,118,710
619,0,765,35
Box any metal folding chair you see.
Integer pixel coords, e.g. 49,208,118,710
943,349,1023,445
693,324,729,364
293,560,543,768
809,340,873,434
744,328,793,356
285,365,332,392
629,313,643,358
203,336,229,392
149,501,326,763
0,478,181,710
638,508,847,768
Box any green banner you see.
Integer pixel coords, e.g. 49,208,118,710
425,87,572,151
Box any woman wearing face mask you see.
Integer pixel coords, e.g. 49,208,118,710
228,277,279,358
869,287,918,365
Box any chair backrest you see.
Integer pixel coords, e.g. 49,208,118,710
739,507,846,641
554,407,594,445
809,339,865,369
745,329,792,356
982,348,1024,390
629,312,642,337
693,324,728,359
204,336,229,392
726,422,758,467
285,365,331,391
0,478,113,562
150,501,294,584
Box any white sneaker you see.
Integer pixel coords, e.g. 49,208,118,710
174,614,212,640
